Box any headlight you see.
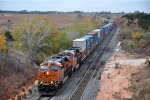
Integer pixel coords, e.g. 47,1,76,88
50,81,53,84
46,71,49,75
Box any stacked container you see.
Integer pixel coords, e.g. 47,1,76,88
102,22,113,34
81,36,91,56
73,38,87,60
81,37,90,50
107,22,113,31
73,38,86,52
102,25,108,36
83,35,92,49
93,29,101,44
87,32,97,49
100,28,105,40
100,29,104,40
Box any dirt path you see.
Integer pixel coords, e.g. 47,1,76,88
97,51,146,100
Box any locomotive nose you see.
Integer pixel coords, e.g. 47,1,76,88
38,70,59,85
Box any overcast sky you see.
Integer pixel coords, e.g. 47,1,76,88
0,0,150,13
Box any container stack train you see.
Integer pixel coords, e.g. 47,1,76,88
37,22,114,95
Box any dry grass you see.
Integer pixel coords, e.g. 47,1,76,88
0,13,96,30
129,66,150,100
0,52,36,100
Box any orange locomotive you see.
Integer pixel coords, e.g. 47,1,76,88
37,47,81,94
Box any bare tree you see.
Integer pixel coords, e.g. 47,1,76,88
13,16,52,66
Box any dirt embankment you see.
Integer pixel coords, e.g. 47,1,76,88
97,51,149,100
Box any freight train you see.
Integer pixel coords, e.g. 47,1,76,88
37,22,114,95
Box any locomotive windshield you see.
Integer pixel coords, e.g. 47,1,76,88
50,66,59,72
39,65,49,71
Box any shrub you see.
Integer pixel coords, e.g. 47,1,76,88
0,34,7,52
142,33,150,44
139,85,150,98
131,32,142,40
5,31,14,41
123,13,150,31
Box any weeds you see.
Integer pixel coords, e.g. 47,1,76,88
139,85,150,97
0,52,36,100
129,65,150,100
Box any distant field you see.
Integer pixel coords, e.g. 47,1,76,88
0,13,123,31
0,13,94,30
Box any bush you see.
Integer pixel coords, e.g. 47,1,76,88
142,33,150,44
139,85,150,98
0,34,7,52
123,13,150,31
0,52,36,100
130,65,150,100
138,18,150,30
131,32,142,40
5,31,14,41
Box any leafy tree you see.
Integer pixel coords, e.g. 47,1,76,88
69,18,98,37
71,23,87,37
87,17,98,30
50,30,72,54
0,34,7,51
13,16,52,65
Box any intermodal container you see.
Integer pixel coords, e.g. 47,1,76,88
87,32,97,46
102,26,108,36
81,37,91,49
73,38,86,52
93,29,101,44
100,28,105,39
83,35,92,48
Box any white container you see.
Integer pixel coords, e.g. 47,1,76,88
73,38,86,52
93,29,101,38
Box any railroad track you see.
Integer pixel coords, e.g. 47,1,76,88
69,25,118,100
37,96,52,100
